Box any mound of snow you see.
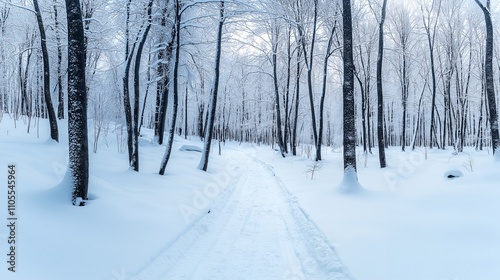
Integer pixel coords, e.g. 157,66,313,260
444,168,464,179
179,144,202,152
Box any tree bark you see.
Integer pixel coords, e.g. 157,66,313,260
318,22,337,161
292,44,301,156
198,1,225,171
33,0,59,142
159,0,182,175
130,0,154,172
422,0,441,149
301,0,319,160
474,0,500,156
65,0,88,205
271,24,285,157
54,1,64,120
342,0,358,176
376,0,388,168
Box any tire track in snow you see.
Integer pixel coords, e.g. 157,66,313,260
130,154,352,280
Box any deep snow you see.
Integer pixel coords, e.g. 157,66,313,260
1,115,499,280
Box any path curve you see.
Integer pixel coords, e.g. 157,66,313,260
130,154,351,280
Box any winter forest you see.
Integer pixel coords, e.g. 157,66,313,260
0,0,499,279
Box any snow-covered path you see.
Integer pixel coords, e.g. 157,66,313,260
131,155,351,280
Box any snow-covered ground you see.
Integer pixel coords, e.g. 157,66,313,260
254,145,500,280
1,116,499,280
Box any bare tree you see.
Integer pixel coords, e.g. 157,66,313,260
53,0,64,120
160,0,182,175
270,20,286,157
342,0,358,182
422,0,442,149
198,1,225,171
122,0,153,171
375,0,388,167
390,5,413,152
33,0,59,142
65,0,89,205
474,0,500,157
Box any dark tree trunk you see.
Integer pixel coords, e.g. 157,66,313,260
356,45,368,153
139,49,152,133
184,85,188,139
475,0,500,156
154,45,165,142
342,0,357,175
54,1,64,120
157,36,176,145
318,23,337,161
271,25,285,157
159,0,182,175
302,0,319,159
284,25,292,154
34,0,59,142
401,51,408,152
355,73,367,152
476,66,485,150
198,1,225,171
123,0,134,167
130,0,153,171
292,45,301,156
155,2,176,145
65,0,88,205
411,80,427,151
376,0,388,168
423,0,441,149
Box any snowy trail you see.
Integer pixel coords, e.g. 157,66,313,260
131,155,351,280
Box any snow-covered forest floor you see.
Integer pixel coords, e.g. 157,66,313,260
1,116,499,280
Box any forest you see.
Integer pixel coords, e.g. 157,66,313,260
0,0,499,198
1,1,500,279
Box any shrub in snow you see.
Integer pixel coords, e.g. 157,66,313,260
306,161,323,180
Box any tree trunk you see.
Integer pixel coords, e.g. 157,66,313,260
198,1,225,171
123,0,134,167
376,0,388,168
318,23,337,161
184,85,188,139
65,0,89,206
33,0,59,142
54,1,64,120
130,0,154,172
284,25,292,154
423,0,441,149
160,0,182,175
157,33,176,145
474,0,500,156
342,0,358,179
401,51,408,152
271,24,285,157
301,0,319,159
411,80,427,151
292,45,301,156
